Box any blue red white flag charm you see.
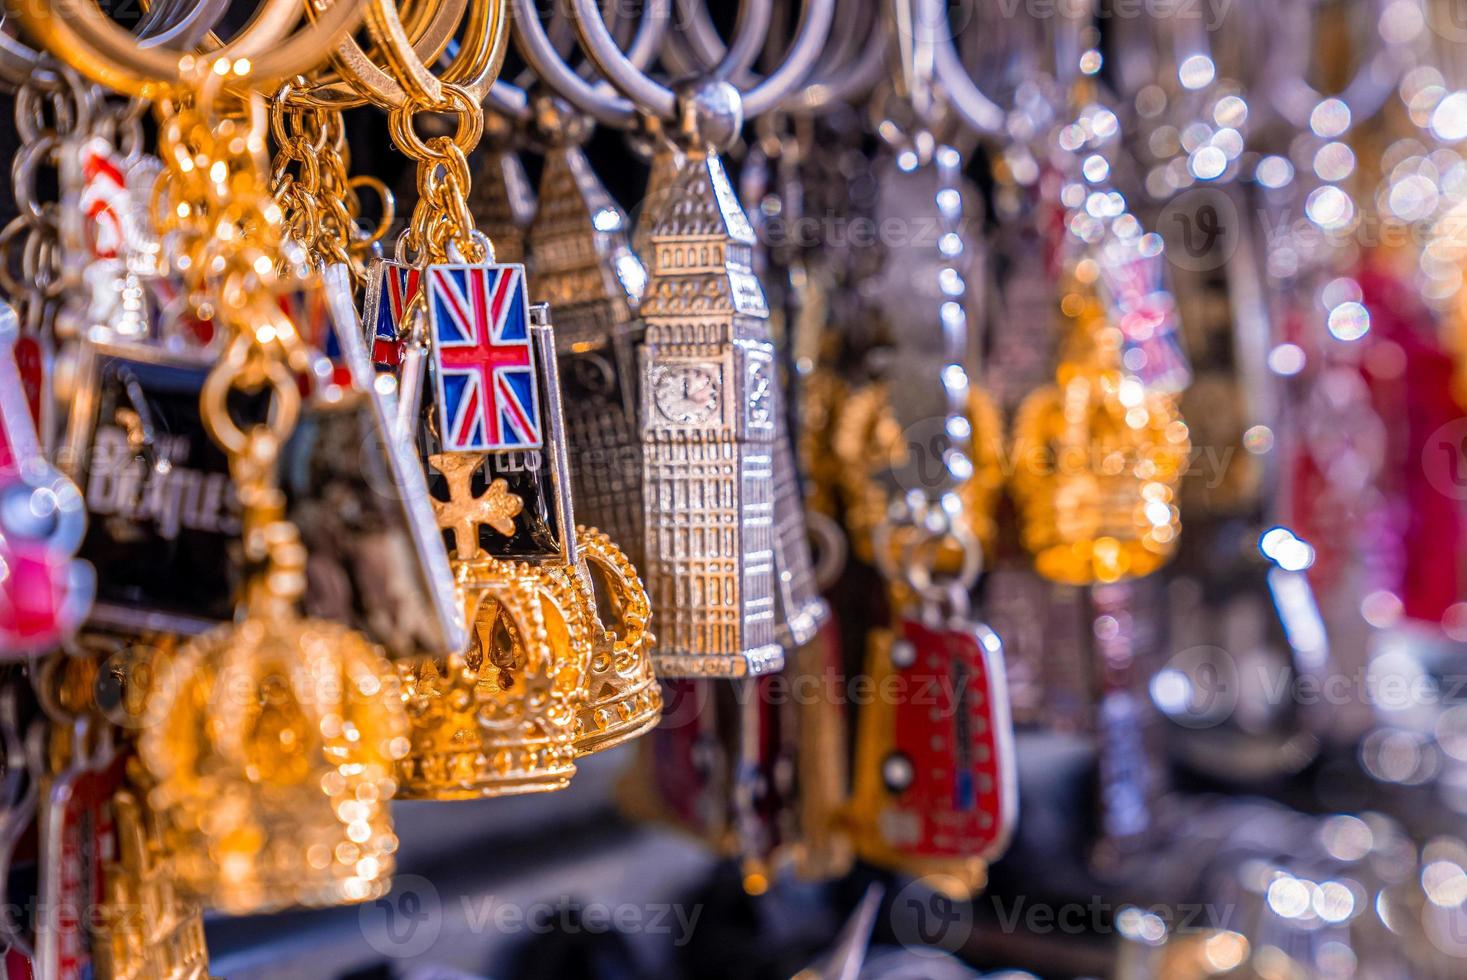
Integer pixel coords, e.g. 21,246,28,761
1097,242,1191,393
364,259,421,371
426,263,543,453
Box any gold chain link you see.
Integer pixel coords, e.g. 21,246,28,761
269,82,393,287
389,85,487,264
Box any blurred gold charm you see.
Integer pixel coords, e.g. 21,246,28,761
465,117,533,267
141,617,408,913
833,383,1006,566
95,788,210,980
573,526,661,754
1011,261,1190,584
137,88,410,915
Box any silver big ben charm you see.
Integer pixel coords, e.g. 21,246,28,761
637,86,784,677
529,101,648,568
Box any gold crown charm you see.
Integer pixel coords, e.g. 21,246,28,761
396,558,593,798
139,618,408,914
95,786,211,980
573,526,661,755
1011,278,1190,584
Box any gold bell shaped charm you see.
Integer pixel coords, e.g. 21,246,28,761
140,614,408,913
1012,254,1190,584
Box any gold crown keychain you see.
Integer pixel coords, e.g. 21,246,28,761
396,548,590,797
134,82,408,914
572,526,660,754
1012,252,1191,584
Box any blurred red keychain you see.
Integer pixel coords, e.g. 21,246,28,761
852,608,1017,897
37,730,123,980
0,302,92,655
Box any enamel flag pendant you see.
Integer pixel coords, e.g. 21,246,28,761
424,287,575,566
363,259,420,373
427,263,543,454
1096,238,1192,394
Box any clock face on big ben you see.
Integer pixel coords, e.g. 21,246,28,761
652,364,721,425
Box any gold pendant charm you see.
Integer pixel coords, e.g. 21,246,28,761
395,559,591,798
573,526,660,754
95,788,211,980
1011,263,1190,584
140,617,408,913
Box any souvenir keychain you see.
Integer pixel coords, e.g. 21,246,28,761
130,75,408,913
843,2,1018,894
316,0,618,798
558,0,834,677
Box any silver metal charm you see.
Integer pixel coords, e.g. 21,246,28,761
529,132,648,568
636,140,783,677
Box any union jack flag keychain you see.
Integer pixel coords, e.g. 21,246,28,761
419,256,575,565
426,263,542,454
363,259,421,372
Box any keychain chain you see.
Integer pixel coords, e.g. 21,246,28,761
390,86,489,265
0,70,94,363
151,75,306,619
270,82,392,287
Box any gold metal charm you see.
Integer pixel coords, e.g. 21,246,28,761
1011,265,1190,584
135,85,411,915
140,617,408,913
431,452,525,549
395,559,591,797
573,526,661,754
94,788,211,980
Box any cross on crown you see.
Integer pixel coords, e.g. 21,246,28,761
429,452,524,559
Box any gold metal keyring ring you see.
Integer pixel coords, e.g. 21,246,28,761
347,175,396,245
388,85,485,157
11,0,367,98
301,0,507,109
201,333,303,459
289,0,467,109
